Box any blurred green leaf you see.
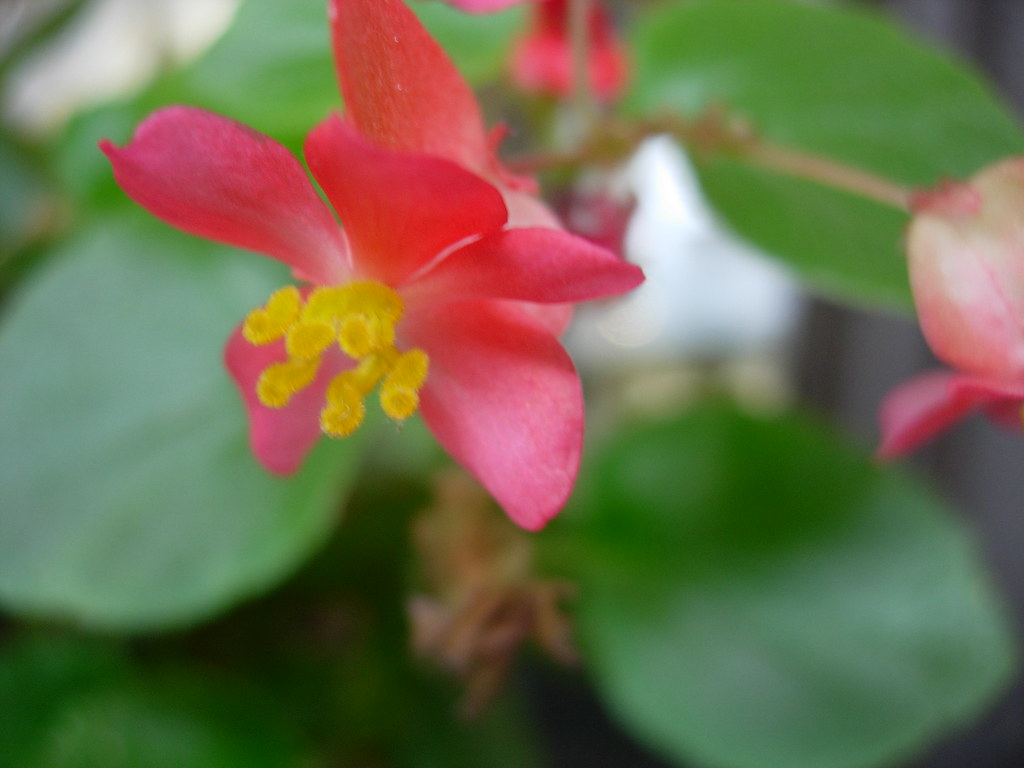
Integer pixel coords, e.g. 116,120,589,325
148,0,336,147
392,692,544,768
27,673,304,768
0,215,363,630
556,403,1016,768
0,635,129,768
697,156,911,309
0,129,53,257
146,0,522,146
0,635,304,768
55,0,523,209
53,0,336,207
176,468,544,768
413,0,526,86
148,0,523,142
626,0,1024,310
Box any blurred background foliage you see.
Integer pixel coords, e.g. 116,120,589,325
0,0,1021,766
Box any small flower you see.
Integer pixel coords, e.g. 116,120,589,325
103,0,644,527
103,108,641,530
878,158,1024,456
424,0,628,101
510,0,628,100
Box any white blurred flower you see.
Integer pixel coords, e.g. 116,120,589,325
567,136,801,368
5,0,240,133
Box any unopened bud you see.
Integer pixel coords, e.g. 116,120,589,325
907,158,1024,382
510,0,628,100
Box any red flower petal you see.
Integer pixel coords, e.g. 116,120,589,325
224,323,348,475
877,370,1024,458
102,106,347,285
953,375,1024,428
408,227,643,304
305,115,507,286
330,0,491,173
404,300,583,530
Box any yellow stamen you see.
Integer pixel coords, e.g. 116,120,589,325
243,280,429,437
302,286,348,323
348,281,404,323
321,375,366,437
256,358,319,408
380,384,420,420
286,320,335,361
337,315,376,358
243,286,301,345
379,350,429,420
389,349,430,390
350,352,393,392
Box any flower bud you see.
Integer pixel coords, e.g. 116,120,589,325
510,0,628,100
907,158,1024,382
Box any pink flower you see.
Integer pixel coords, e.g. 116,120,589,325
101,4,643,530
878,158,1024,457
510,0,628,100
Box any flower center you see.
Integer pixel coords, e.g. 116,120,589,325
242,281,429,438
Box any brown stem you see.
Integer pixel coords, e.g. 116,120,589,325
506,111,914,212
506,148,591,175
743,142,913,210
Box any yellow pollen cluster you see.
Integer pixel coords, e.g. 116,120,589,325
243,282,429,438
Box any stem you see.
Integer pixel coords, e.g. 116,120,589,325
0,0,88,82
568,0,597,135
506,148,590,175
744,142,913,211
507,110,915,212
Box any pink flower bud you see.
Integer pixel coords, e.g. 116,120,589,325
907,158,1024,383
510,0,628,100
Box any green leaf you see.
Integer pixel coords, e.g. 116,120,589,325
0,634,305,768
413,0,526,86
149,0,523,144
698,157,911,309
146,0,336,148
54,103,148,211
0,130,51,258
52,0,336,206
556,403,1016,768
0,215,363,630
56,0,522,207
626,0,1024,310
27,673,304,768
152,0,523,142
0,635,130,768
